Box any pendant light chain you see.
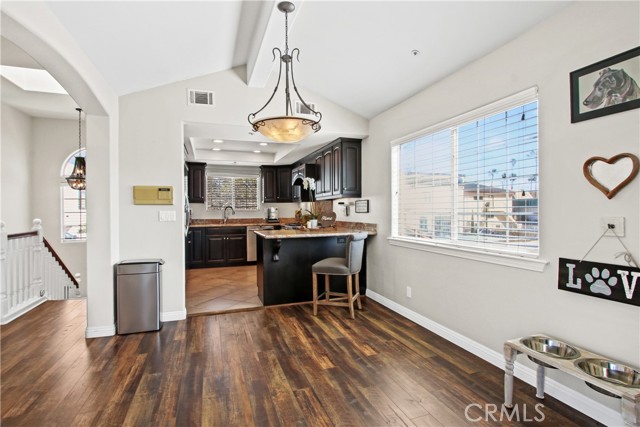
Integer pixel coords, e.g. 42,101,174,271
77,108,82,153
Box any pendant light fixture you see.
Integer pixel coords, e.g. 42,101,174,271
248,1,321,143
66,108,86,190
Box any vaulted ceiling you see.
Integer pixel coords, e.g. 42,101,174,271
2,1,570,162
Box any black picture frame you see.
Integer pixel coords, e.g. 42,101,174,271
570,46,640,123
354,199,369,213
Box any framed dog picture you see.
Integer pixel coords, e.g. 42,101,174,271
570,46,640,123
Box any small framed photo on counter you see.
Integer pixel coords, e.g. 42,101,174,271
355,199,369,213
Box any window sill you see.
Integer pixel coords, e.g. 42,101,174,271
61,239,86,244
387,237,548,272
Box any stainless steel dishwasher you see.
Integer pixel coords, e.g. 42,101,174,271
246,226,261,262
116,259,163,334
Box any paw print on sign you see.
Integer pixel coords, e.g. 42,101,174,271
584,267,618,296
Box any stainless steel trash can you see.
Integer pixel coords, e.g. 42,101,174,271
116,259,164,334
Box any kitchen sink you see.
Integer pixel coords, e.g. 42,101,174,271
520,336,580,368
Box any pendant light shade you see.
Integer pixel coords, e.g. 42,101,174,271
253,116,316,143
66,108,86,190
248,1,321,143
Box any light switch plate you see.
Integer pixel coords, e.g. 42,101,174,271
159,211,177,222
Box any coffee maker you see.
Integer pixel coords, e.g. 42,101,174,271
266,207,279,222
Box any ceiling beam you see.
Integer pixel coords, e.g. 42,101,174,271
245,0,305,89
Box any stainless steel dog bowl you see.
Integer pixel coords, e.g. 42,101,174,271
520,336,581,369
576,358,640,389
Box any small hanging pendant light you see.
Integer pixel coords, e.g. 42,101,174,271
66,108,86,190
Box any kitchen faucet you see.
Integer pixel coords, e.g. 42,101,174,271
223,205,235,224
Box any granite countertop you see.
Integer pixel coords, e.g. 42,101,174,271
189,218,378,235
254,227,375,239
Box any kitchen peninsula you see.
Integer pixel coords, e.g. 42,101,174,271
254,227,375,306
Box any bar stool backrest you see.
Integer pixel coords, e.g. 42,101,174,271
346,232,367,274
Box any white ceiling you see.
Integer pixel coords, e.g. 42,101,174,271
4,1,571,163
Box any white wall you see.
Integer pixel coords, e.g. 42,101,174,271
0,104,32,233
358,1,639,415
31,117,88,296
2,1,120,337
119,66,368,320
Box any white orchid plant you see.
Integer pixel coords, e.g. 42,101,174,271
301,177,319,220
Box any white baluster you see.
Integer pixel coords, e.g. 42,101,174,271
0,222,7,318
31,219,43,301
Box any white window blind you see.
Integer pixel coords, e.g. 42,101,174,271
206,167,260,211
391,88,539,257
60,185,86,241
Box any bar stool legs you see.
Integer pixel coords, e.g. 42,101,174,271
312,272,362,319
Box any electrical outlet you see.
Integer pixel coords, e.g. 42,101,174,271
406,286,412,298
600,217,624,237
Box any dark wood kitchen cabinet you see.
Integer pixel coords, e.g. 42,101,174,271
303,138,361,200
261,166,292,203
187,162,206,203
186,227,246,268
186,227,205,268
205,227,247,266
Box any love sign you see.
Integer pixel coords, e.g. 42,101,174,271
318,211,336,228
583,153,639,199
558,257,640,307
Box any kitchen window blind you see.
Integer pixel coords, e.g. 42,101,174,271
391,88,539,257
206,174,260,211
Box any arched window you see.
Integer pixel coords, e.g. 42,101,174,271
60,149,86,242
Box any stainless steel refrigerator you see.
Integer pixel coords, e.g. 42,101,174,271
116,259,164,334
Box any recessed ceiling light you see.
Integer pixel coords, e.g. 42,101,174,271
213,139,224,143
259,142,268,146
411,49,420,56
253,150,261,153
212,148,221,151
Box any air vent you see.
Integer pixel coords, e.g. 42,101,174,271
295,100,317,115
187,89,215,106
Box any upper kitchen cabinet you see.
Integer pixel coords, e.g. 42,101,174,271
187,162,207,203
261,166,292,203
340,139,361,197
305,138,361,200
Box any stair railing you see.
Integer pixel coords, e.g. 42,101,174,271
1,219,80,325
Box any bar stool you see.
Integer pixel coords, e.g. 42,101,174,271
311,232,367,319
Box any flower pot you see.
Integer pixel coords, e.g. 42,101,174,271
307,219,318,229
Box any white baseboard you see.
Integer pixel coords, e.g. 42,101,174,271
0,296,46,325
84,309,185,338
161,308,186,322
366,290,623,427
85,324,116,338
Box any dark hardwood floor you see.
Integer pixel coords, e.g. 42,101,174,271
1,299,601,426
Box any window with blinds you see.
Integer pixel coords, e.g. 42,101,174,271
391,88,539,256
206,174,260,211
60,185,87,241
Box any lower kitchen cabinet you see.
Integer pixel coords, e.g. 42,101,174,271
186,228,205,268
187,227,247,268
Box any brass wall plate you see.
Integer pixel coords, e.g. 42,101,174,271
133,186,174,205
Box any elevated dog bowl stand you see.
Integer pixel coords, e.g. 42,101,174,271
503,335,640,426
